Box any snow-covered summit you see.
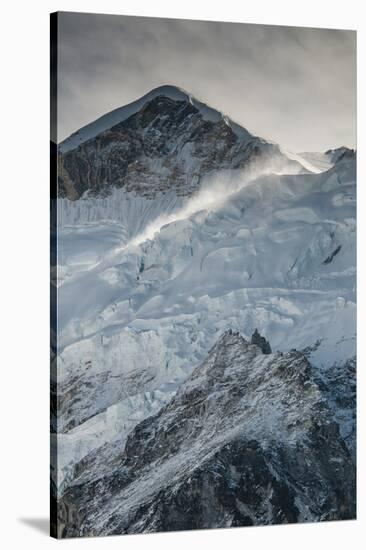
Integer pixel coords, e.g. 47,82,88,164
57,85,314,200
59,85,252,154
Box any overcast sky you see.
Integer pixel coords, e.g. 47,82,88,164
56,12,356,152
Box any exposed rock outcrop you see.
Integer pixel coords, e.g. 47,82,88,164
56,331,355,537
251,328,272,354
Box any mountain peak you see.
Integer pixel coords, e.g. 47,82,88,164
58,85,252,154
140,84,190,100
58,85,329,201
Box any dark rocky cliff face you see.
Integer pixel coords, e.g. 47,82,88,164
251,328,272,354
56,331,355,538
57,93,301,200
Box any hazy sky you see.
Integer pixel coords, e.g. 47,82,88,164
56,12,356,152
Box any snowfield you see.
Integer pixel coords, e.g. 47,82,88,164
53,153,356,493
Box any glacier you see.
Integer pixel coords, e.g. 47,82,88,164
53,152,356,494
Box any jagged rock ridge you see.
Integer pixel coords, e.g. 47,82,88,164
56,331,355,537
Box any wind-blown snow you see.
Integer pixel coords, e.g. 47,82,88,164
53,154,356,494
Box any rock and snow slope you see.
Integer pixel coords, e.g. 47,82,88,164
52,86,356,534
57,332,355,537
57,85,319,201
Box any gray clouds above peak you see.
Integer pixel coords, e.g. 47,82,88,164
56,12,356,152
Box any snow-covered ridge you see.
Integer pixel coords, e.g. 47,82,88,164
59,85,252,153
57,331,355,536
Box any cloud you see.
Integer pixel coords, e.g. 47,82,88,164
57,12,356,152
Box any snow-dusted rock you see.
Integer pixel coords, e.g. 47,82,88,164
56,332,355,537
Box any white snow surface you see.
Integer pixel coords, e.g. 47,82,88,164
54,156,356,493
299,152,334,172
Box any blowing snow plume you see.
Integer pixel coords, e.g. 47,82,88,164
129,155,308,248
128,170,247,247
